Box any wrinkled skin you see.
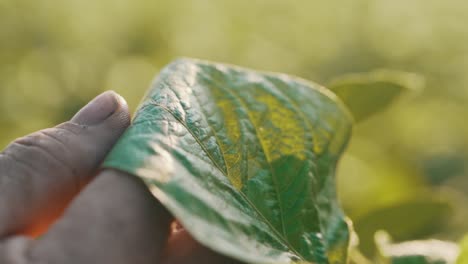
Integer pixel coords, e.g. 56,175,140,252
0,91,240,264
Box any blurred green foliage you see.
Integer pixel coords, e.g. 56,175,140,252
375,231,460,264
458,235,468,264
329,69,424,122
1,0,467,261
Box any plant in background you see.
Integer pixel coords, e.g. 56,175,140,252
103,58,465,264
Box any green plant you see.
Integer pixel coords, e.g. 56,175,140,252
103,58,463,264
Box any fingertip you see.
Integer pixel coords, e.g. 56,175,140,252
71,91,131,129
105,91,132,132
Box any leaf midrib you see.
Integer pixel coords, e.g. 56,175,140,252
142,102,307,261
199,72,330,261
200,72,293,235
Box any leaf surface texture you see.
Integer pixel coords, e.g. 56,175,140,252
104,58,353,264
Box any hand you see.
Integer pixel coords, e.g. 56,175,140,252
0,91,239,264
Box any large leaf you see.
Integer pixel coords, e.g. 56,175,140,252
376,231,459,264
328,70,424,122
103,58,353,264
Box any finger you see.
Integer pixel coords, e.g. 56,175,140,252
0,91,130,237
161,229,242,264
23,170,171,264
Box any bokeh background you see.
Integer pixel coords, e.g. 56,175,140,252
1,0,467,258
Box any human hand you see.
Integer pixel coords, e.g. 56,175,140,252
0,91,239,264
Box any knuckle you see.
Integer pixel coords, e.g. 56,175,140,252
39,128,74,151
5,129,78,179
55,121,88,135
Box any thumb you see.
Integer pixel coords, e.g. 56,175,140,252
0,91,130,237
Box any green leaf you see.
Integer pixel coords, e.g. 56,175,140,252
354,199,453,257
457,235,468,264
376,231,459,264
328,70,424,122
103,58,353,264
